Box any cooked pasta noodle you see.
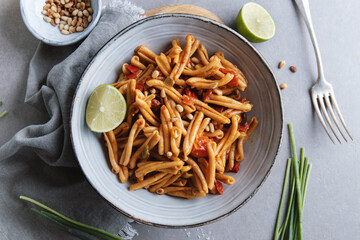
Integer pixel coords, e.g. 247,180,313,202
102,34,258,198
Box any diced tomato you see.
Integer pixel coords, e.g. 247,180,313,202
125,64,140,74
127,73,137,79
135,84,142,90
240,97,246,103
238,122,249,132
191,135,213,158
151,99,161,108
232,162,240,173
203,90,212,101
219,68,239,87
227,74,239,87
183,95,194,106
186,89,198,99
215,181,224,195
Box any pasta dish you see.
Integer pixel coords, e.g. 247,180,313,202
102,34,258,199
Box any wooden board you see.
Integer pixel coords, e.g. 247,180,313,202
143,4,223,23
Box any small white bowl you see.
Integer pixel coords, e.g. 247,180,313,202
20,0,102,46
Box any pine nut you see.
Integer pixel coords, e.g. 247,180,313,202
50,19,56,26
41,10,48,15
60,0,65,5
205,125,210,132
50,6,57,12
187,114,193,120
43,16,51,23
83,17,88,28
150,88,156,94
280,83,287,90
88,15,92,22
176,104,184,113
55,17,60,24
290,66,297,73
61,16,68,21
52,12,60,18
59,23,64,31
160,89,166,98
64,2,73,8
80,2,85,10
76,3,81,8
72,9,79,16
151,70,159,78
166,152,173,158
87,8,93,14
61,30,70,35
76,17,82,27
63,24,69,30
69,26,74,33
77,11,83,17
67,18,72,25
72,17,77,26
65,0,70,3
76,26,84,32
83,9,89,17
43,4,51,11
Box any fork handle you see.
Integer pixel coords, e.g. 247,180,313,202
294,0,325,80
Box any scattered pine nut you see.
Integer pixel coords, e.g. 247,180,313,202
167,152,173,158
187,114,194,120
278,60,286,69
280,83,287,90
290,66,297,73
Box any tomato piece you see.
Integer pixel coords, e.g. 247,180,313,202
215,181,224,195
219,68,234,75
232,162,240,173
191,135,212,158
238,122,249,132
203,90,212,101
186,89,198,99
127,73,137,79
125,64,140,74
135,84,142,90
227,74,239,87
151,99,161,108
214,106,224,113
183,95,194,106
240,97,246,103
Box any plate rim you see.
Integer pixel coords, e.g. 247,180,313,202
70,13,284,228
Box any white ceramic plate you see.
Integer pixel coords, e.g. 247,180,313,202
71,14,283,228
20,0,101,46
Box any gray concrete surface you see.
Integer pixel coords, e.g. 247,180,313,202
1,0,359,239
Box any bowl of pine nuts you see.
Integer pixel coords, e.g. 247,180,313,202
20,0,102,46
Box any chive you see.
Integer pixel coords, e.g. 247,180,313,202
30,208,93,240
20,196,124,240
273,158,291,240
164,76,174,87
274,124,312,240
0,101,2,106
0,110,7,119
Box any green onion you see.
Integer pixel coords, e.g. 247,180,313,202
273,123,312,240
164,76,174,87
30,208,93,240
0,110,7,119
20,196,124,240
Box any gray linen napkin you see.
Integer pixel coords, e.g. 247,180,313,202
0,1,144,239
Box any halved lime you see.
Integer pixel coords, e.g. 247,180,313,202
236,2,275,43
86,84,126,133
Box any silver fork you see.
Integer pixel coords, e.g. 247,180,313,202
294,0,353,143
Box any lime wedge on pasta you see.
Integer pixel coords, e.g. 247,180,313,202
236,2,275,42
86,84,126,133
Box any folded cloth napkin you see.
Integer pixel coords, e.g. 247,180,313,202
0,1,144,239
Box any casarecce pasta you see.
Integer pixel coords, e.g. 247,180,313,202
104,34,258,199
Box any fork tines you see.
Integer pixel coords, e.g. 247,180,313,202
312,92,353,144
